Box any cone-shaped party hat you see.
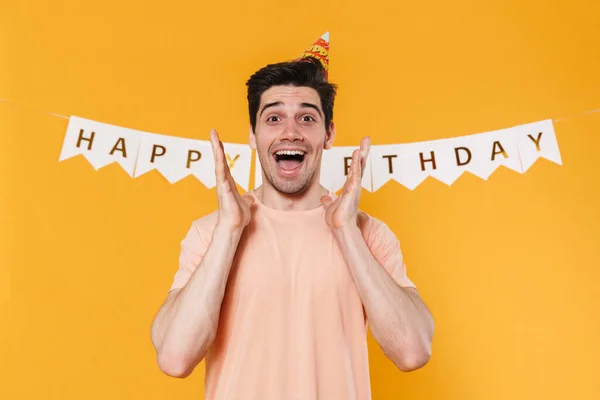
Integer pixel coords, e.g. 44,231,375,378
295,32,330,81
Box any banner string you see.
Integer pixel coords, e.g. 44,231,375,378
553,108,600,123
1,97,599,128
0,98,69,120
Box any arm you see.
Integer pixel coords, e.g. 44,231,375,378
150,224,243,378
332,223,434,372
150,129,253,378
321,137,433,372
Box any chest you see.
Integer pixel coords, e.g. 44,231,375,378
226,218,359,305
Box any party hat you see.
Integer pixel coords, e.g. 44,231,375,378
295,32,330,80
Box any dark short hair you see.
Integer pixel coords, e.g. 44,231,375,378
246,57,337,133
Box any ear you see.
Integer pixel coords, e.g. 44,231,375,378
324,121,336,150
249,124,257,150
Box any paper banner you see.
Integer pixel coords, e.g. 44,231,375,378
59,117,562,192
58,116,143,176
513,119,562,171
370,122,529,190
134,134,252,190
253,147,373,192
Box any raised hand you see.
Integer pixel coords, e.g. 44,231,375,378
321,137,370,230
210,129,254,232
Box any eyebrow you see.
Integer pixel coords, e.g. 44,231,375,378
259,101,283,117
300,103,323,118
259,101,323,118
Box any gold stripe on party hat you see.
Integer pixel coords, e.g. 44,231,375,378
295,32,330,80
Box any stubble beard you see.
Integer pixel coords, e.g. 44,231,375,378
258,151,320,195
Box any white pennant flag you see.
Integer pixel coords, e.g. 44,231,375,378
458,126,523,180
370,142,430,191
222,143,253,191
134,133,252,190
320,146,373,193
513,119,562,171
58,116,143,176
254,151,263,188
370,125,524,191
134,133,214,186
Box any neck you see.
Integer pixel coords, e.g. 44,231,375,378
255,179,328,212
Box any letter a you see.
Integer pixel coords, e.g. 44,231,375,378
109,137,127,157
491,141,508,161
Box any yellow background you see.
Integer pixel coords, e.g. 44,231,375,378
2,0,599,399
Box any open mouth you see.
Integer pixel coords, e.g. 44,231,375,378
274,150,306,171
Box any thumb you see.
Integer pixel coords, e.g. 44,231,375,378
320,194,334,207
242,194,255,206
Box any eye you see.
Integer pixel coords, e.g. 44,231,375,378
266,115,281,123
301,115,316,122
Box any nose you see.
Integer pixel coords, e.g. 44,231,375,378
278,120,304,142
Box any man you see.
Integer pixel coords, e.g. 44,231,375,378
150,37,434,399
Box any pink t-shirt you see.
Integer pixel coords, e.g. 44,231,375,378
169,191,416,400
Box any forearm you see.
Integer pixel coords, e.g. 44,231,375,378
151,224,243,377
333,225,433,371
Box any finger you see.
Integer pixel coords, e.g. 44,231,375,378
220,139,237,186
360,136,370,156
343,173,353,194
228,174,249,206
352,148,361,183
360,137,370,173
227,172,240,195
210,129,226,184
343,152,356,193
219,139,228,171
341,150,359,194
210,129,221,157
348,149,363,195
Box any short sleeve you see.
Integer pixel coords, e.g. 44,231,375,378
362,213,417,289
169,212,218,292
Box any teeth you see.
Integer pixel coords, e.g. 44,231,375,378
275,150,305,156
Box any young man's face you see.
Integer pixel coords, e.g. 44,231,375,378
250,85,335,195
